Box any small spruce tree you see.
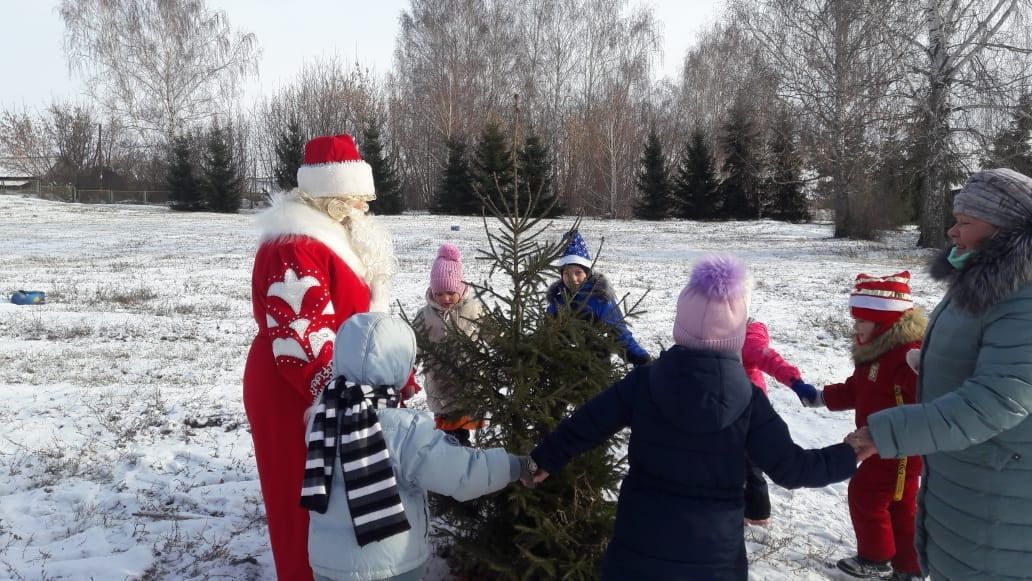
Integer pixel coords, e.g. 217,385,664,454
409,100,636,579
765,113,810,222
673,128,720,219
519,133,564,217
167,134,203,211
634,127,673,220
361,120,404,215
433,137,477,214
201,122,242,213
274,117,304,191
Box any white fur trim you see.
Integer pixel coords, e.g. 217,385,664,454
556,255,593,270
848,294,913,312
256,195,391,309
297,161,376,200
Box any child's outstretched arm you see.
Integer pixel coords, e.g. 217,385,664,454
822,375,858,411
743,321,803,387
398,413,520,502
599,300,651,366
531,367,640,475
746,390,858,488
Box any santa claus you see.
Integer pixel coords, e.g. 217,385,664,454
243,133,395,580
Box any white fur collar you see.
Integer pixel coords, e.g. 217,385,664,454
255,196,390,311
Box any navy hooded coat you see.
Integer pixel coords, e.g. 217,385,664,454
532,346,857,580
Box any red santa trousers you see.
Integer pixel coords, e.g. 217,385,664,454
244,337,313,581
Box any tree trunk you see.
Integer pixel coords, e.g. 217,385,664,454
918,2,951,249
831,1,851,238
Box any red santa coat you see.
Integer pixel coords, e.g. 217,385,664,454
243,198,389,581
822,309,925,572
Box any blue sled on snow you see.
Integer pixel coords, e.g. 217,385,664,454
11,290,46,305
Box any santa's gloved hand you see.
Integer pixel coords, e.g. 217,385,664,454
790,380,824,408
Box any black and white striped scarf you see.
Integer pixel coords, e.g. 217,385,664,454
300,376,411,546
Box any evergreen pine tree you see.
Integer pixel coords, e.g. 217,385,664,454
518,133,564,217
361,120,404,215
719,101,762,220
274,117,304,191
167,134,203,211
985,92,1032,177
633,128,672,220
434,137,477,214
409,117,636,580
673,128,720,219
765,113,810,222
201,122,242,213
472,122,513,212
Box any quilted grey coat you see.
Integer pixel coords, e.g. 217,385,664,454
868,225,1032,580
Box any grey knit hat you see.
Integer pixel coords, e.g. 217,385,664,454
953,168,1032,230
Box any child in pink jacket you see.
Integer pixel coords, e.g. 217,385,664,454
741,318,816,525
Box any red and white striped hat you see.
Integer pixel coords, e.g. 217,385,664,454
296,134,376,200
849,271,913,325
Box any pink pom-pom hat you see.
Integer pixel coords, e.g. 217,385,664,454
430,244,465,295
672,255,752,353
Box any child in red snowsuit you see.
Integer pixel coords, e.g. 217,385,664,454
741,319,816,525
790,271,926,580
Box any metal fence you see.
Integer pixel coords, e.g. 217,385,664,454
1,182,269,209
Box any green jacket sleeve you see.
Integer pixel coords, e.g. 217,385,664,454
869,296,1032,458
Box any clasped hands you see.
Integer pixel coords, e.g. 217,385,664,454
844,426,877,462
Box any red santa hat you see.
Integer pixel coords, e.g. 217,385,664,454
849,271,914,325
296,134,376,200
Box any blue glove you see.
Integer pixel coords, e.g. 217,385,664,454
790,380,821,407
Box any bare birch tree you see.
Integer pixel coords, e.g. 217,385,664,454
59,0,258,148
907,0,1032,247
733,0,909,237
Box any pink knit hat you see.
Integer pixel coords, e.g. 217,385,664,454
672,256,751,353
430,244,465,295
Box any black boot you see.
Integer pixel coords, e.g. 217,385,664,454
836,555,892,579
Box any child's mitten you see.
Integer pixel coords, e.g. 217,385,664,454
790,380,824,408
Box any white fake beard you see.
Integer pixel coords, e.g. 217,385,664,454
347,211,397,300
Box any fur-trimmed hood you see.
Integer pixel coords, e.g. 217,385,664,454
256,193,394,311
547,273,616,304
852,308,926,365
930,223,1032,314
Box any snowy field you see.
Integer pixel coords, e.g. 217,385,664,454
0,194,943,580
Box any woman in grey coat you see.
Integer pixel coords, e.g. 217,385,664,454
851,168,1032,580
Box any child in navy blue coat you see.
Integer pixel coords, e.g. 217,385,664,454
530,256,864,580
547,230,651,366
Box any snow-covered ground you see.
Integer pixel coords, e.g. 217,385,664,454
0,194,942,580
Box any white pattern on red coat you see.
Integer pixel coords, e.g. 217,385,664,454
250,196,393,400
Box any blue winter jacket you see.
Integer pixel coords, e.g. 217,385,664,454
306,313,520,580
531,346,857,580
546,273,651,365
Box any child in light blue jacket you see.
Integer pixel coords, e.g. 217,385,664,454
302,312,529,581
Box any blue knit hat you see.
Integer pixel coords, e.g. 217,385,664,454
556,230,593,270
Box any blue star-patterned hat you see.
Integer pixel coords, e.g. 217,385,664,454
556,230,593,270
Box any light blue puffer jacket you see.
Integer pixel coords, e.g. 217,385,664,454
868,231,1032,581
306,312,519,581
